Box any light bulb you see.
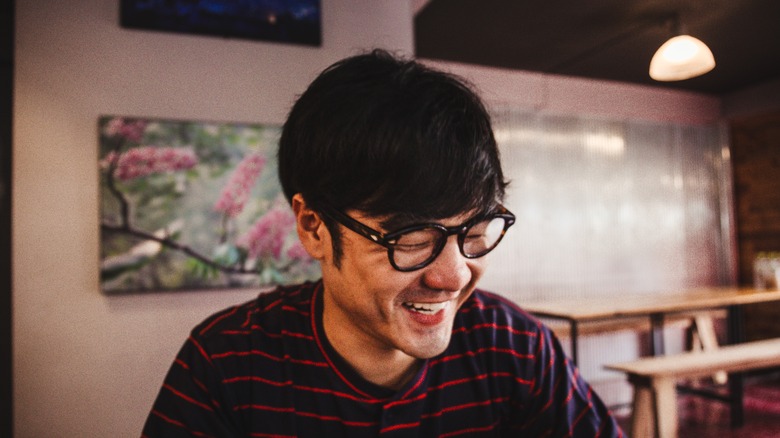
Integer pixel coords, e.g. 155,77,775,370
661,37,700,63
649,35,715,81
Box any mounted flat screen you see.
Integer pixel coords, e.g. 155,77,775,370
120,0,321,46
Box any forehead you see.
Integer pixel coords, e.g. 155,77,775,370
372,210,481,232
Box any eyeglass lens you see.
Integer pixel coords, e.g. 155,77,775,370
392,216,508,270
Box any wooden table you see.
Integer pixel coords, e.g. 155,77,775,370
522,287,780,427
523,287,780,362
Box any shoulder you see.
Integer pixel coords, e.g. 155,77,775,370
191,281,319,344
451,289,554,355
458,289,546,333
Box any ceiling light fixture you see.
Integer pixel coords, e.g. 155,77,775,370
649,15,715,82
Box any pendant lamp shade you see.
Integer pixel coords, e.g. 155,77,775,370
649,34,715,81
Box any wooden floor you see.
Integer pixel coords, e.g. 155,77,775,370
615,373,780,437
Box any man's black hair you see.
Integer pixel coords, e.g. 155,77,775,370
278,49,508,262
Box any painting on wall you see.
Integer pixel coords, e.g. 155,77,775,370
120,0,322,46
98,116,320,294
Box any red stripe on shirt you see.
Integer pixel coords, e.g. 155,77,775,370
232,325,314,341
386,372,533,410
440,420,500,437
188,336,214,366
380,421,421,433
292,384,383,404
199,306,239,336
421,397,510,419
569,389,594,437
296,410,377,427
223,375,293,387
430,372,533,392
281,329,314,341
562,365,579,406
151,409,215,438
233,404,295,413
431,347,534,366
309,285,379,401
282,305,309,317
249,433,296,438
382,392,428,409
451,322,537,338
241,298,283,327
210,349,328,367
163,384,214,412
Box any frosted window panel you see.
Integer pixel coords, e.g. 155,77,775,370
483,109,732,302
482,109,732,406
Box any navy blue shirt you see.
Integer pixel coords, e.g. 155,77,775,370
142,281,623,437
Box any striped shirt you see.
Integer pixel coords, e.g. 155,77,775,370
142,281,623,437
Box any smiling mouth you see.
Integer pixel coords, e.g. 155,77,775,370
402,301,449,314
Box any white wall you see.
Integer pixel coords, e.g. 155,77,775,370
14,1,722,436
13,1,413,436
422,59,720,124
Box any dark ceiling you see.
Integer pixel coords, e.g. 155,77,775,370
414,0,780,96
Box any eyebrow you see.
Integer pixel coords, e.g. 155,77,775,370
378,209,487,232
378,213,429,232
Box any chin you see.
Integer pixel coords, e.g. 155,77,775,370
404,334,452,359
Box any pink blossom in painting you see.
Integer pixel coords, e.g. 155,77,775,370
104,117,148,142
239,206,296,260
213,152,267,217
101,146,199,180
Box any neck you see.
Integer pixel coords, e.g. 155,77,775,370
321,293,421,391
348,349,421,390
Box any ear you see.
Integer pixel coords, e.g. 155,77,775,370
292,193,328,261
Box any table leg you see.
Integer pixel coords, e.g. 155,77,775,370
727,305,745,428
692,313,728,384
650,313,665,356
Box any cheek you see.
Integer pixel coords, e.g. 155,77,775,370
339,242,402,285
469,257,488,278
459,261,486,295
328,249,405,301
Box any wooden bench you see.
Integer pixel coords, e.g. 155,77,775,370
605,338,780,438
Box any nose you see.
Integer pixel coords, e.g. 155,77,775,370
421,236,472,292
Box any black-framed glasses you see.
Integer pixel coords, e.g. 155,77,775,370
318,204,515,272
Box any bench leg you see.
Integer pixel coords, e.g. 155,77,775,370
653,377,678,438
631,385,654,438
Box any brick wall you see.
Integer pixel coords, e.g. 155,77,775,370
731,111,780,340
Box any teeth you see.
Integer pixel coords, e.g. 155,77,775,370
403,301,448,314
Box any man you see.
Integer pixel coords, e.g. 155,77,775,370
142,49,623,437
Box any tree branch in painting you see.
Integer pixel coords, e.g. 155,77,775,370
98,116,319,293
